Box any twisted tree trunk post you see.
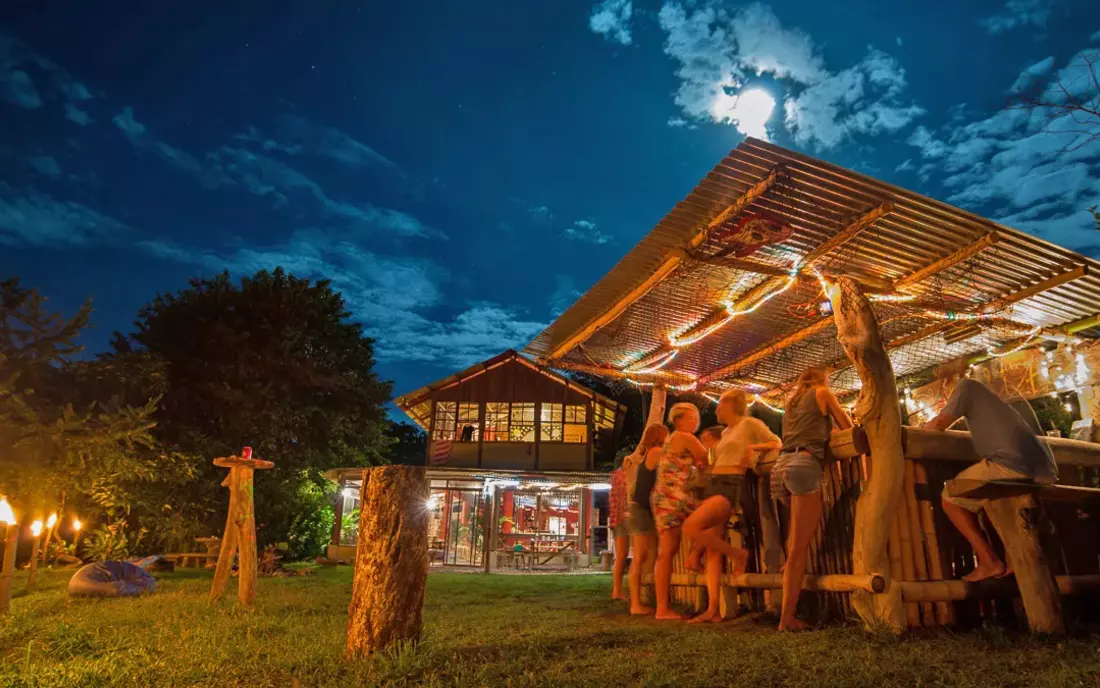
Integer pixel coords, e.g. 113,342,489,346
346,466,430,659
827,276,906,631
209,448,273,607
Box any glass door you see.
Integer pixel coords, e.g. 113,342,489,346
445,489,487,566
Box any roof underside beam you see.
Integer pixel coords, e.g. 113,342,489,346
622,201,895,374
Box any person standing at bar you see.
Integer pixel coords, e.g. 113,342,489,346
923,364,1058,581
627,423,669,615
650,403,708,621
683,389,781,624
771,367,852,631
609,450,638,601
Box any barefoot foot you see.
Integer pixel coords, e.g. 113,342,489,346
962,560,1006,583
655,610,686,621
730,548,749,575
630,605,654,616
688,609,723,624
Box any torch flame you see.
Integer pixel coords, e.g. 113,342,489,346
30,520,43,537
0,497,15,526
46,513,57,528
72,518,82,532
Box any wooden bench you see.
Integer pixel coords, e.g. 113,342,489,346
944,478,1100,633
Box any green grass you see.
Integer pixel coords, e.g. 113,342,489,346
1,567,1099,687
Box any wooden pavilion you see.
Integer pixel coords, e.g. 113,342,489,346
523,138,1100,631
326,350,626,570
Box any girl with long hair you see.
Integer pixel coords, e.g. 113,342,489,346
627,422,670,615
683,389,781,624
650,402,708,620
771,367,852,631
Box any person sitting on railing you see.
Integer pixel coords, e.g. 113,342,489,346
627,423,670,616
923,367,1058,582
683,389,781,624
772,367,853,631
650,402,709,621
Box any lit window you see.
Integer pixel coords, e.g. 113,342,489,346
484,402,509,442
432,401,456,441
540,403,563,441
564,404,587,443
594,402,616,430
510,403,535,442
457,402,479,442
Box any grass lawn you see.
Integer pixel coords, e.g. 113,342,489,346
1,567,1099,687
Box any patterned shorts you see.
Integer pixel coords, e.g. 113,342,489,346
651,453,697,532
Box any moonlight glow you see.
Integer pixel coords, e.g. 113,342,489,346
712,88,777,139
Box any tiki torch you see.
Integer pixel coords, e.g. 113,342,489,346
72,518,83,559
26,520,43,589
41,512,57,567
0,498,17,616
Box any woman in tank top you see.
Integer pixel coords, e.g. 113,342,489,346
682,389,782,624
772,367,852,631
627,423,669,616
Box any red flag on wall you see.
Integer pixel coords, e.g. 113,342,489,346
430,440,452,465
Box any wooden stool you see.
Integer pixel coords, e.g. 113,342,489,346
943,478,1097,634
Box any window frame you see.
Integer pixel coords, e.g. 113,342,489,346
431,401,457,441
484,402,510,442
456,402,480,442
509,402,536,442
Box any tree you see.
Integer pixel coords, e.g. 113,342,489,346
387,421,427,466
106,269,393,555
0,279,176,531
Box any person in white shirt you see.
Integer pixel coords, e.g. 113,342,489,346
682,389,782,624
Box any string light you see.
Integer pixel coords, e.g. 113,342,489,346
922,310,995,321
869,294,919,303
624,350,678,375
986,326,1042,358
749,395,784,414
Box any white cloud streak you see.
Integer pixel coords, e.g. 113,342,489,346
979,0,1054,35
589,0,633,46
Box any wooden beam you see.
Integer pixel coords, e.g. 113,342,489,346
547,169,783,361
539,358,697,387
982,265,1088,314
699,318,834,384
624,202,896,373
894,233,999,291
900,576,1100,602
643,572,887,594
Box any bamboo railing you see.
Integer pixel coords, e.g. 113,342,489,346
641,428,1100,628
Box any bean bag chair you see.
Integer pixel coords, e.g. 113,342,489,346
68,561,157,598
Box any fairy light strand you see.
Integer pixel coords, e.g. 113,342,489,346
986,326,1042,358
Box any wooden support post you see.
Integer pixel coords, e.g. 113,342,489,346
647,385,668,426
983,494,1065,634
209,448,274,607
827,275,906,631
25,529,41,589
332,479,346,547
346,466,430,659
912,463,954,625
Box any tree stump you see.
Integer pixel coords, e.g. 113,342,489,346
209,447,274,607
346,466,430,659
827,276,906,631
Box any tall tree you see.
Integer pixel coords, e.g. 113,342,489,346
0,279,171,526
107,269,393,556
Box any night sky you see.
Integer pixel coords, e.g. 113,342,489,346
2,1,1099,403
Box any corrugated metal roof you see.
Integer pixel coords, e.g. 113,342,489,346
524,138,1100,396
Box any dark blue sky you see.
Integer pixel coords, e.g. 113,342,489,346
2,0,1099,401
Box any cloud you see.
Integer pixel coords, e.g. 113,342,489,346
142,232,543,367
548,274,583,317
564,219,612,244
528,205,552,221
589,0,633,46
979,0,1054,35
0,183,128,248
653,2,922,148
906,48,1100,256
206,146,444,239
64,103,92,126
28,156,61,178
0,31,95,117
237,115,397,169
113,107,203,173
894,158,914,172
